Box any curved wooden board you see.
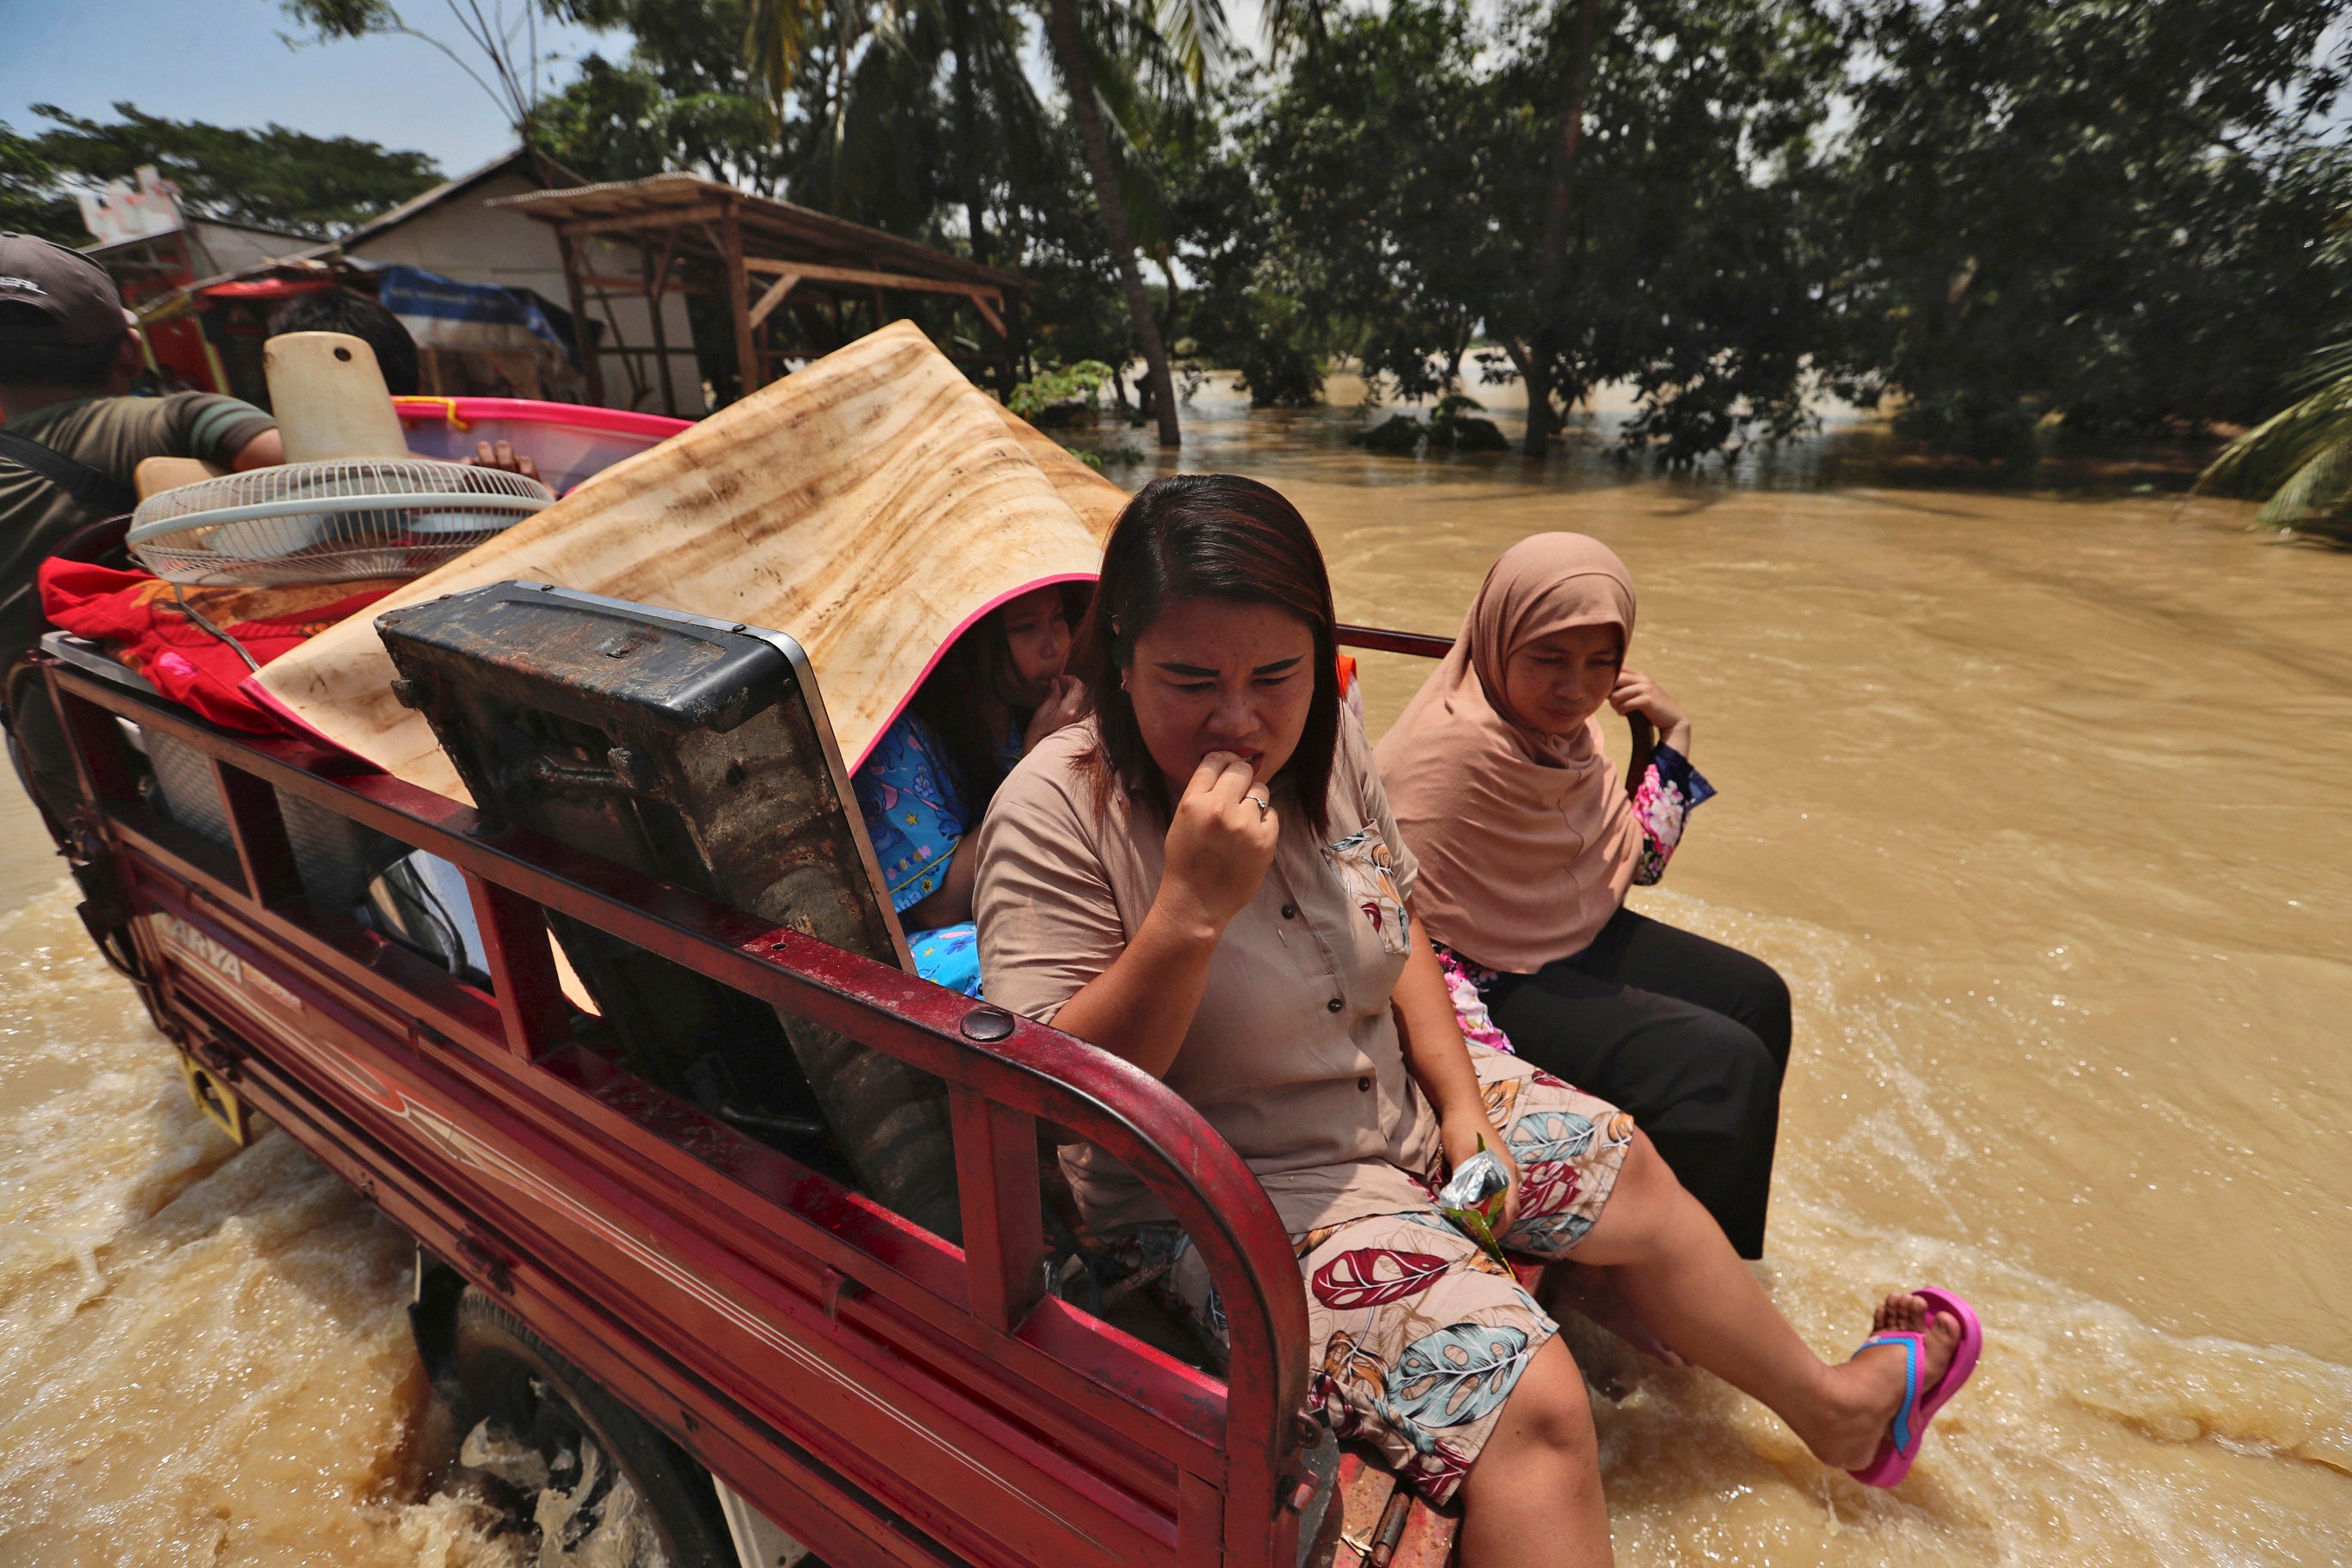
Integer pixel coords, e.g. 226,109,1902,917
252,322,1125,803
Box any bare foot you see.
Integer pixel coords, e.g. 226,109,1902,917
1797,1292,1964,1471
1540,1262,1686,1367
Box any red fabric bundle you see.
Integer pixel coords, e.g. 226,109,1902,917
38,560,395,732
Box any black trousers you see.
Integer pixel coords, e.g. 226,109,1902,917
1482,906,1792,1258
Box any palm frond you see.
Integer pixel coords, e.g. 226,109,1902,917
1257,0,1331,63
2198,344,2352,499
2253,441,2352,536
743,0,828,122
1144,0,1229,87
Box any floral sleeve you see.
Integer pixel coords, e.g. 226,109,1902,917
1433,941,1515,1053
1631,743,1716,886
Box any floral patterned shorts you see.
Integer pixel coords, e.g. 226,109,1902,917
1125,1047,1635,1505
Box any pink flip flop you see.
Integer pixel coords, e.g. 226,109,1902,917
1846,1286,1982,1488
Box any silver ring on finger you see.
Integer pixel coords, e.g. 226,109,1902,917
1245,791,1271,818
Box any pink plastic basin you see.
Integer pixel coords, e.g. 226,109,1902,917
395,397,693,496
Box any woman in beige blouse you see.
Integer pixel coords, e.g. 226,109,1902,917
973,475,1977,1566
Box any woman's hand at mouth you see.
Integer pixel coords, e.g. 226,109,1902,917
1159,750,1282,938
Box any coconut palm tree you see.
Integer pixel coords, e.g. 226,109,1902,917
746,0,1219,446
1038,0,1227,446
2199,338,2352,540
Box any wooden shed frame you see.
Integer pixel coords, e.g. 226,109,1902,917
489,175,1027,407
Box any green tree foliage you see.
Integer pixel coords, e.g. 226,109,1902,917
543,0,837,196
0,124,80,243
1494,0,1841,460
1008,357,1114,415
1252,0,1839,461
1248,3,1499,403
272,0,2352,466
1828,0,2352,456
0,103,440,242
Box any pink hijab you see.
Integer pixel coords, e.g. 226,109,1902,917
1375,533,1643,973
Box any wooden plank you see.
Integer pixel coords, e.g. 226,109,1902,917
558,202,731,241
644,243,680,417
721,202,759,396
648,222,684,299
577,273,702,295
967,291,1008,339
747,270,802,330
555,230,605,406
743,256,1006,308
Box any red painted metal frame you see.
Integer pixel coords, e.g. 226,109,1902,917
1335,624,1454,660
44,658,1317,1568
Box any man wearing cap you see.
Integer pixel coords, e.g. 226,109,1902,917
2,231,286,831
0,230,285,666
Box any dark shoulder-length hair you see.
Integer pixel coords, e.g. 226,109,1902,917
909,580,1092,819
1074,473,1341,837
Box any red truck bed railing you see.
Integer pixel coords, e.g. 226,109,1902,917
42,652,1337,1568
35,617,1461,1568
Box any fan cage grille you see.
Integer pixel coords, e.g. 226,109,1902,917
129,458,553,587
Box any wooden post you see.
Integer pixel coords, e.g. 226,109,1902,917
720,200,759,400
554,230,605,407
641,241,678,418
586,279,646,408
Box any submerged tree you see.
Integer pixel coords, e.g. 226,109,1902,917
1037,0,1228,445
1828,0,2352,455
1251,3,1498,404
1255,0,1837,462
1489,0,1841,458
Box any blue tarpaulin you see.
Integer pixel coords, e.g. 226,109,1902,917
377,265,568,357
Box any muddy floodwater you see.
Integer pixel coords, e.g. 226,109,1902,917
3,380,2348,1565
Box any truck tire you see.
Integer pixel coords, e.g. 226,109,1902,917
452,1287,735,1568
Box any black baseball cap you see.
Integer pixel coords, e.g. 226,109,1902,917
0,232,130,346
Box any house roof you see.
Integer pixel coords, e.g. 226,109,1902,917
487,173,1024,294
330,146,582,253
81,214,315,261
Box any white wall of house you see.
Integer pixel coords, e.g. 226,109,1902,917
343,169,707,417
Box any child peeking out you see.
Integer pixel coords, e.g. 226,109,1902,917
853,583,1092,995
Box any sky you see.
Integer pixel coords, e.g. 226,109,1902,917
0,0,624,178
1,0,1297,199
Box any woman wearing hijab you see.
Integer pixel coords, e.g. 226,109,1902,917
1375,533,1791,1259
976,481,1977,1563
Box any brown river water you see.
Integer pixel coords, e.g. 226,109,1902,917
2,378,2347,1564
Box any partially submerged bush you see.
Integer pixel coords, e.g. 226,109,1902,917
1010,361,1116,426
1354,395,1511,456
1356,413,1427,454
